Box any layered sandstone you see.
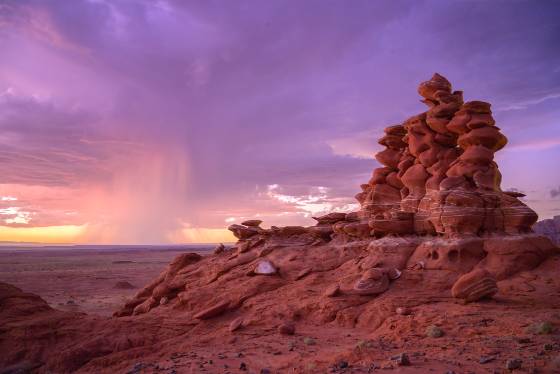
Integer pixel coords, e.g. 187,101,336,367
2,75,559,374
115,74,556,319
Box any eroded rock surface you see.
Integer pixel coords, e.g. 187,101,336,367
113,74,556,318
1,74,559,374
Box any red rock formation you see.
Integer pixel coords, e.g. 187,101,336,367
2,75,559,374
113,74,556,318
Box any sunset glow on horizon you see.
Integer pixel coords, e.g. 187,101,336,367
1,1,559,244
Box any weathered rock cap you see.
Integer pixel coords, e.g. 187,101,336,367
418,73,452,101
228,224,260,239
241,219,263,227
312,212,347,225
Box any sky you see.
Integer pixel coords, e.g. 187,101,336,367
0,0,559,244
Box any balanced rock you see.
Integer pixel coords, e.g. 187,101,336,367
241,219,263,227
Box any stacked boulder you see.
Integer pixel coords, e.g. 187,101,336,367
351,73,538,238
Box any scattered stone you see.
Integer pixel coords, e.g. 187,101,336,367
505,358,522,370
239,362,247,371
229,317,243,332
391,352,410,366
479,355,496,364
213,243,225,254
278,322,295,335
159,296,169,305
324,284,340,297
114,281,135,289
303,337,316,345
260,369,271,374
544,343,554,351
396,307,411,315
296,267,312,280
337,360,349,369
194,300,230,319
66,300,76,305
425,325,444,338
387,268,402,280
254,260,278,275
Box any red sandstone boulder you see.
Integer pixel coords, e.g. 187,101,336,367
451,269,498,302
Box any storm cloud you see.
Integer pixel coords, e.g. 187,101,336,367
1,0,559,243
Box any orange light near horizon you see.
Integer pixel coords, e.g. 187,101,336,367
170,227,236,244
0,224,87,244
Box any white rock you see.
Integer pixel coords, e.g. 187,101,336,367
254,260,277,275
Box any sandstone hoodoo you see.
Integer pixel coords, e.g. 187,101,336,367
2,75,559,373
115,74,556,315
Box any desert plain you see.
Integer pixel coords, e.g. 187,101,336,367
0,245,212,316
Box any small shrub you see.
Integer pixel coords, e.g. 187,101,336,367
355,339,373,351
303,337,316,346
425,325,444,338
527,321,554,335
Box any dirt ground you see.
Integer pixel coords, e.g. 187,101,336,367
0,245,212,316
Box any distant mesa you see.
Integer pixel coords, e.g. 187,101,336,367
534,215,560,245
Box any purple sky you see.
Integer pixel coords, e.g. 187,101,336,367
0,0,559,244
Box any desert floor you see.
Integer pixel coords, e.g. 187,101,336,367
0,245,212,316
